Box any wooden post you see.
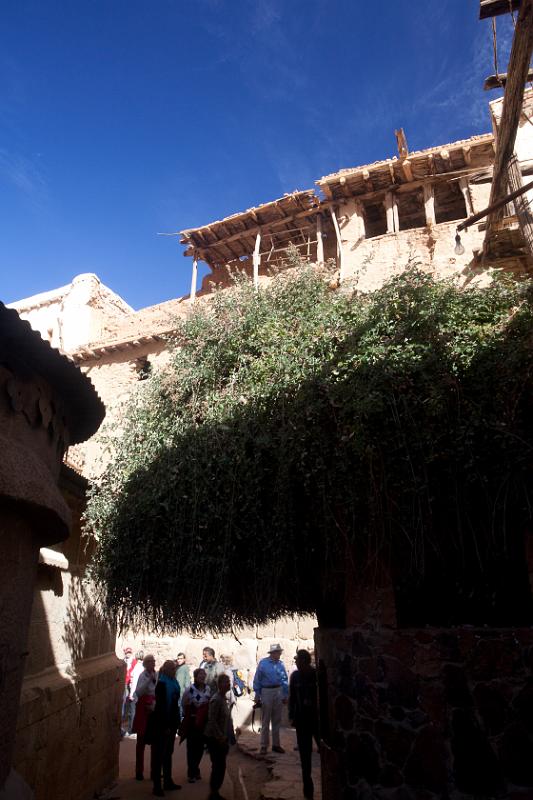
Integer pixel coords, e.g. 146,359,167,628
487,0,533,227
423,183,436,226
330,207,344,282
459,177,474,217
508,151,533,254
190,253,198,302
354,200,366,239
385,192,398,233
253,233,261,289
316,214,325,263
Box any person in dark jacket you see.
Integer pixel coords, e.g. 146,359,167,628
204,673,232,800
150,659,182,796
288,650,320,800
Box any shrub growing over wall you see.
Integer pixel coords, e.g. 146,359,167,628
85,263,533,632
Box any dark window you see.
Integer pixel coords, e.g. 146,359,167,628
434,181,467,224
397,189,426,231
363,201,387,238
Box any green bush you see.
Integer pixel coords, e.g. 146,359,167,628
85,263,533,633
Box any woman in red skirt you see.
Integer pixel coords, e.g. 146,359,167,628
132,654,157,780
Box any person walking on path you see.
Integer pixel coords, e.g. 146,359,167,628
253,643,289,755
289,650,320,800
205,673,232,800
200,647,226,695
132,654,158,781
149,659,182,797
180,668,211,783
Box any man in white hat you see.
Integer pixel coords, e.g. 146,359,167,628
253,643,289,754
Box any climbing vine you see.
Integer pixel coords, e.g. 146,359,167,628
85,259,533,633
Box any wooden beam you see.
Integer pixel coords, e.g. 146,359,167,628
354,200,366,239
402,159,413,183
508,151,533,254
484,67,533,90
316,214,325,263
480,0,521,19
190,253,198,301
253,233,261,289
384,192,398,233
330,207,344,282
362,169,374,192
339,176,351,199
487,0,533,226
439,149,451,171
423,183,435,226
458,177,533,230
459,176,474,217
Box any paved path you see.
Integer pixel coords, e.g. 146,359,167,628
236,725,322,800
108,735,234,800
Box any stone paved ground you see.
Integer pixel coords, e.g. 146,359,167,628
103,735,234,800
236,726,322,800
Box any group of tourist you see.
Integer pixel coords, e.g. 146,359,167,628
121,643,319,800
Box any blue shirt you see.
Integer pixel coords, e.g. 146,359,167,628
253,657,289,698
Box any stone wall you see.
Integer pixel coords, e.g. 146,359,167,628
315,625,533,800
13,468,123,800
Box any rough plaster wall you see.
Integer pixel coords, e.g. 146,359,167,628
118,614,317,680
340,220,487,292
69,344,168,476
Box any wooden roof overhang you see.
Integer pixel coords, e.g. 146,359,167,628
317,134,496,203
180,190,322,268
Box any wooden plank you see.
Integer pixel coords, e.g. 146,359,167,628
487,0,533,227
484,67,533,89
480,0,521,19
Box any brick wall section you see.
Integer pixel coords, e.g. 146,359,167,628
315,626,533,800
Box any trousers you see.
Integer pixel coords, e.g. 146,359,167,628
206,736,228,793
260,686,282,749
295,720,319,798
186,727,205,779
151,730,176,789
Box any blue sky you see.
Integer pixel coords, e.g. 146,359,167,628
1,0,513,309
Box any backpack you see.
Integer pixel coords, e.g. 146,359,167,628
232,669,246,697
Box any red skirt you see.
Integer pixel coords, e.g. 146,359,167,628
132,694,155,736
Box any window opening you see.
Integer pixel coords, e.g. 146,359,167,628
434,181,467,224
397,189,426,231
363,201,387,238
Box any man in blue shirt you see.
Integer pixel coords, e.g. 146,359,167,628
253,643,289,754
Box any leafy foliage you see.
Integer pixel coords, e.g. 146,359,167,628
85,262,533,632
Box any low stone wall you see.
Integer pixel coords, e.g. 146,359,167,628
316,626,533,800
14,653,123,800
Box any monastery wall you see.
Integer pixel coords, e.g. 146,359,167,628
13,469,123,800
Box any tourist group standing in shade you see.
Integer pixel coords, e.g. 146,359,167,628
120,643,319,799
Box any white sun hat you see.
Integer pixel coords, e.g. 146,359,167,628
268,643,283,653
